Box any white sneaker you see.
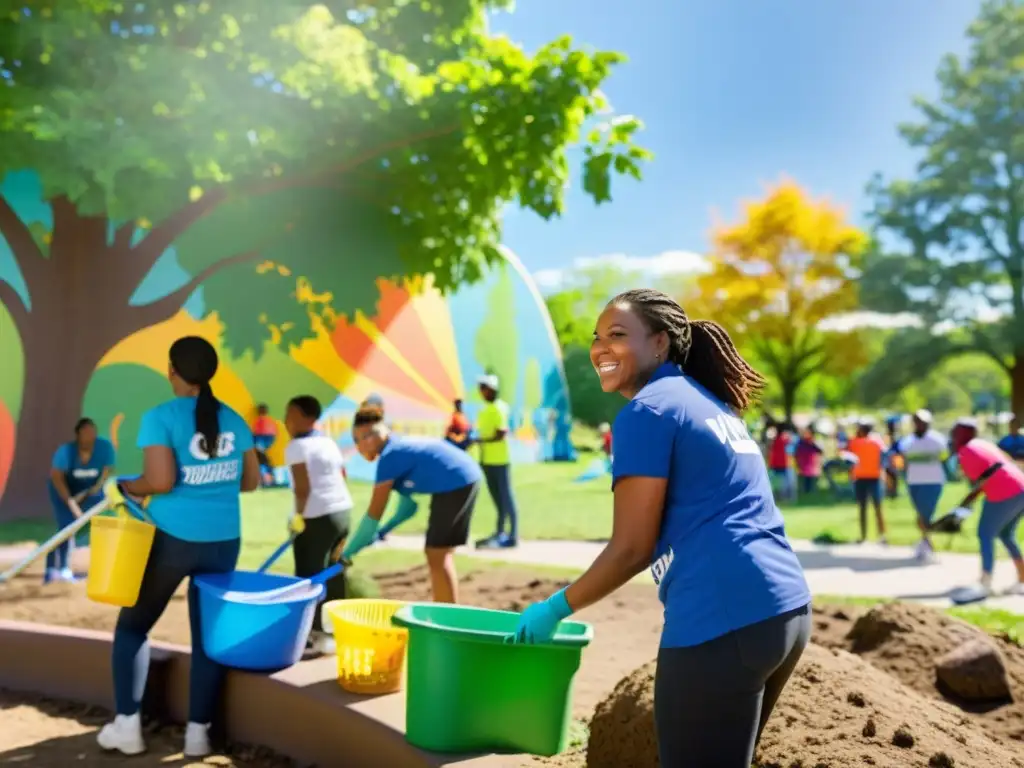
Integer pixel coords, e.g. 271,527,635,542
184,722,212,757
96,713,146,755
59,567,78,583
1005,582,1024,596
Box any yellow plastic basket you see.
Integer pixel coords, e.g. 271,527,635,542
324,599,408,694
87,512,155,607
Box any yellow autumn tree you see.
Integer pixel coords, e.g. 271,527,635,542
689,180,870,421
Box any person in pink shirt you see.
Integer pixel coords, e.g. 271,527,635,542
948,418,1024,597
794,428,823,495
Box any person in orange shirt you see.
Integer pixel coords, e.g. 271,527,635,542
445,399,471,451
848,419,888,544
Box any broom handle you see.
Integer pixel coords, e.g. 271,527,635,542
0,498,110,583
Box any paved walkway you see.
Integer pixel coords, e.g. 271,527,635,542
381,535,1024,614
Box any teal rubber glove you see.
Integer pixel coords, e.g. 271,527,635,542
377,494,419,539
510,589,573,644
342,515,381,561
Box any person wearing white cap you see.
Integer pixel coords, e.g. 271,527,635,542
474,373,519,549
894,409,947,563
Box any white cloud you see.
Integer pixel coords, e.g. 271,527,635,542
532,250,708,293
818,311,923,332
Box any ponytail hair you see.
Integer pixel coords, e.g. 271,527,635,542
609,289,767,413
195,382,221,458
168,336,221,458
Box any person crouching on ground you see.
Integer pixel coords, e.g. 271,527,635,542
99,336,261,758
949,418,1024,597
896,409,946,563
343,405,481,603
512,288,811,768
283,395,353,656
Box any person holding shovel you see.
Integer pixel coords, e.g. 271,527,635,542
943,417,1024,600
46,417,115,583
511,289,811,768
97,336,261,759
283,395,352,656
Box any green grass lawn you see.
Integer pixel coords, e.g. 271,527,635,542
0,461,996,556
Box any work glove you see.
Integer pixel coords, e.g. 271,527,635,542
509,589,573,644
341,516,380,561
288,515,306,536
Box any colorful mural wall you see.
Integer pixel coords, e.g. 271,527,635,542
0,170,571,517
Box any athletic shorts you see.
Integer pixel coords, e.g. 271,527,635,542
908,484,943,524
854,477,882,504
426,481,479,548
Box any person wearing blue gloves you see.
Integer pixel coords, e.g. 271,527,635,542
46,417,116,583
512,289,811,768
343,404,481,603
97,336,261,759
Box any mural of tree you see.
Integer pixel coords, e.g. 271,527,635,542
0,2,649,517
473,266,519,399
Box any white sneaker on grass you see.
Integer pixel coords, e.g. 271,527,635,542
96,713,146,755
184,722,212,757
1005,582,1024,596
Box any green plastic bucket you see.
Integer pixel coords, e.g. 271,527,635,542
391,602,593,756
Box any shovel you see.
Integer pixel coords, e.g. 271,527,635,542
0,498,110,584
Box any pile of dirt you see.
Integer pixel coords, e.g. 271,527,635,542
813,602,1024,745
0,689,296,767
580,644,1023,768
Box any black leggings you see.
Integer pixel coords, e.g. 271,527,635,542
292,511,349,631
655,604,811,767
112,530,240,724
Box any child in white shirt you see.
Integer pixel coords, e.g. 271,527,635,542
284,395,353,656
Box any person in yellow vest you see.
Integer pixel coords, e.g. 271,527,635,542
474,374,519,549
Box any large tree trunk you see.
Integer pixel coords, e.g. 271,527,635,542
780,379,798,425
0,206,166,521
1011,357,1024,416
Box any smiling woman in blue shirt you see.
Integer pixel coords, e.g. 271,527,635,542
512,288,811,767
96,336,261,760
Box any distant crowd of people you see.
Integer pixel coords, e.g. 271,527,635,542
761,410,1024,598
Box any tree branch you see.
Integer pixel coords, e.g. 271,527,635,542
0,192,46,290
112,221,135,251
129,249,263,328
0,278,29,333
969,326,1012,373
130,121,463,275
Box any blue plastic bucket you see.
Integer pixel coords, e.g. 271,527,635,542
193,571,324,671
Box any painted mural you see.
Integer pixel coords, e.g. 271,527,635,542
0,170,571,517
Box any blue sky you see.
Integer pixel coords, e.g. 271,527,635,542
491,0,982,289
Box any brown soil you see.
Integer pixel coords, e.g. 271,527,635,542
532,601,1024,768
812,602,1024,745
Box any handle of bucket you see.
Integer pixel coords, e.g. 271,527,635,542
232,563,344,604
114,477,156,526
258,535,296,573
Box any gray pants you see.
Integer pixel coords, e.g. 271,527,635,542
293,511,349,631
482,463,518,540
655,604,811,767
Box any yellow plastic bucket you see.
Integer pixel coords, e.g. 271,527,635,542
324,599,408,694
86,513,156,607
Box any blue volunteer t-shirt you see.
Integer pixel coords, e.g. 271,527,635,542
50,438,116,506
612,363,810,649
998,433,1024,461
375,435,482,495
137,397,253,542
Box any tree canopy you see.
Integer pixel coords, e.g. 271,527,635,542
860,0,1024,406
0,0,650,355
686,180,869,420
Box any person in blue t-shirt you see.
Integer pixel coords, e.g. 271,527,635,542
511,288,811,768
342,404,482,603
998,415,1024,468
96,336,260,760
46,417,116,583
